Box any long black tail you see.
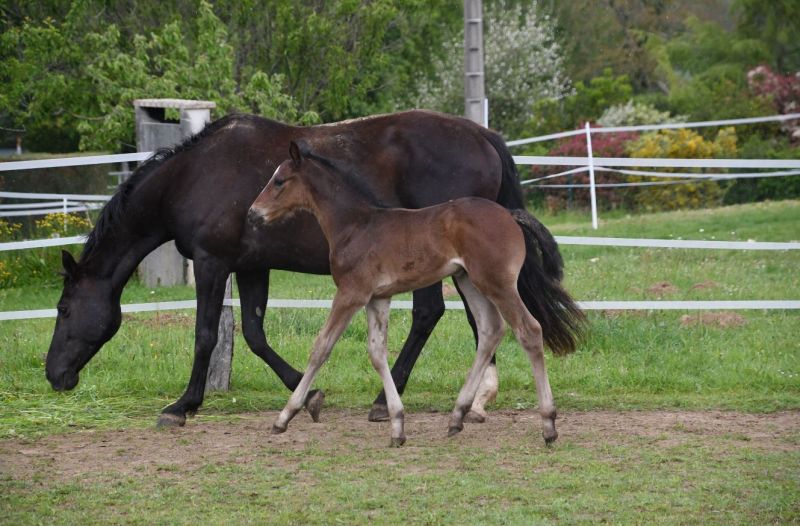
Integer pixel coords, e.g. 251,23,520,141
511,209,585,355
479,126,564,281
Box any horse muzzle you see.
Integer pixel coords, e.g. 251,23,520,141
46,367,79,391
247,206,275,225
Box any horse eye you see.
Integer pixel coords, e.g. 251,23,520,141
273,178,285,188
57,305,70,317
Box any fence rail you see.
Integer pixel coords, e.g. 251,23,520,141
2,298,798,321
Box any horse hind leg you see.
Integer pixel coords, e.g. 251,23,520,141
452,278,498,424
464,362,498,424
448,274,505,437
366,298,406,446
492,291,558,445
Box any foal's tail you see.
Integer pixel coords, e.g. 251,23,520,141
510,209,585,355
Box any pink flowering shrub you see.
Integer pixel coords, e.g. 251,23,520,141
747,65,800,140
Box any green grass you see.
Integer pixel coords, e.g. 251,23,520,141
1,200,798,525
2,430,797,525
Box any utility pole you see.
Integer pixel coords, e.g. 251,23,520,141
464,0,486,126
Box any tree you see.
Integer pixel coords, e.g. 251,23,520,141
732,0,800,73
414,1,571,138
524,68,633,137
1,0,458,152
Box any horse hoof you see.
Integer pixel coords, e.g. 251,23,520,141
389,436,406,448
271,424,287,435
156,413,186,428
543,430,558,446
304,390,325,423
463,410,486,424
447,425,463,437
368,404,390,422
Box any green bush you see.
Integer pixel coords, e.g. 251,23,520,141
626,127,736,211
724,135,800,204
525,68,632,136
0,212,94,288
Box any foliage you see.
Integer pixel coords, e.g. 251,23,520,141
0,1,319,152
658,16,770,78
1,0,451,152
414,0,570,137
0,219,22,241
0,212,94,288
34,212,93,237
638,16,774,126
598,100,687,127
626,128,737,211
723,134,800,204
747,64,800,140
525,68,632,137
541,0,694,90
732,0,800,73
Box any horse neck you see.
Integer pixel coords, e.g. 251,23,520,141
80,230,168,295
304,173,374,247
79,169,171,293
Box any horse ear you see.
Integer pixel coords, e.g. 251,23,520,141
61,250,78,277
289,141,302,166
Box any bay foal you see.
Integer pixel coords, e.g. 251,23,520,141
248,142,583,446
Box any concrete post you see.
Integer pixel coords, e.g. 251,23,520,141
464,0,486,126
132,98,233,392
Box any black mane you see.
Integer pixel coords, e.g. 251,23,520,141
79,115,238,262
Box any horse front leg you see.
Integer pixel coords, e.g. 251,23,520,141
272,294,363,434
157,256,229,428
366,298,406,447
236,270,325,421
369,283,445,421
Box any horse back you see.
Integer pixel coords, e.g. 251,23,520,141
304,110,504,208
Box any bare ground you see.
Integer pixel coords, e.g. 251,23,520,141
1,409,798,482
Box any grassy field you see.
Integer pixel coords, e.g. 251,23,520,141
1,200,798,524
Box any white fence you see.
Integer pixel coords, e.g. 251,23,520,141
1,113,798,320
509,113,800,229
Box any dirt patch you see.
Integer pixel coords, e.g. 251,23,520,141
601,310,651,319
680,312,748,328
690,280,719,290
1,410,797,482
646,281,679,296
123,312,195,328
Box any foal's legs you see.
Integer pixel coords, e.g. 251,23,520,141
453,279,499,424
272,294,363,434
447,274,505,436
365,298,406,446
491,291,558,445
369,283,444,421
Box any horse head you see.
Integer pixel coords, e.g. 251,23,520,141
45,250,122,391
248,140,314,225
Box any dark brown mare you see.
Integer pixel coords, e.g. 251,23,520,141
44,110,565,427
248,142,584,446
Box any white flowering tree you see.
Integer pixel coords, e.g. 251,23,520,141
415,1,571,137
